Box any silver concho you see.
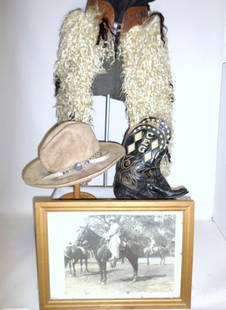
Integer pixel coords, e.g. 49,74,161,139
74,163,83,171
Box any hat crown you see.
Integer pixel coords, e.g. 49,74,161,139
39,121,99,173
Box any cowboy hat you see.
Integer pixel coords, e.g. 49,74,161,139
22,121,125,188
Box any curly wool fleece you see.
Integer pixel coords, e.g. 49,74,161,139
120,18,174,127
54,8,174,175
54,8,112,123
54,8,173,127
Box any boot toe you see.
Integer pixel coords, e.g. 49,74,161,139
166,186,189,198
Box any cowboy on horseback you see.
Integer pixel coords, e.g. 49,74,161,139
105,217,121,267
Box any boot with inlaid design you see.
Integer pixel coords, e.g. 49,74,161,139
113,118,188,199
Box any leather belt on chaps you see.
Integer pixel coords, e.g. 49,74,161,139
86,0,150,34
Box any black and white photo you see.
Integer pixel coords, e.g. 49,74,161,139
47,211,183,299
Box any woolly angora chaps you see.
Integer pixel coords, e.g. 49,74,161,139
54,7,174,175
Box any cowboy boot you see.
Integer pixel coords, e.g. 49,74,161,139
138,117,186,196
126,116,173,191
113,118,188,199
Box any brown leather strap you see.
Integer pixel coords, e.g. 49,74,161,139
87,0,149,33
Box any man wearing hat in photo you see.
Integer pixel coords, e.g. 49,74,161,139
105,217,121,268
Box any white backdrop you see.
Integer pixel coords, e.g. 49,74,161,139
213,63,226,236
0,0,225,308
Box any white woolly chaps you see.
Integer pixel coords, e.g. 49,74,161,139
54,8,173,126
120,18,173,127
54,8,174,174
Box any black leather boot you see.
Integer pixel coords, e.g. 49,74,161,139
113,118,188,199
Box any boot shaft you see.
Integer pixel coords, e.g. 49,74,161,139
113,117,188,199
116,117,171,176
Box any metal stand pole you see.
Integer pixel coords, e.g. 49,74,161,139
103,94,111,186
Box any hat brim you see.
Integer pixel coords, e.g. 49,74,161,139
22,142,125,188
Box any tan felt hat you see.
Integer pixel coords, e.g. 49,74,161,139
22,121,125,188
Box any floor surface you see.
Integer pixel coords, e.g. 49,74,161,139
188,221,226,310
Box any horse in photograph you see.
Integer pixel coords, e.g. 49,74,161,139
64,251,73,274
64,243,89,276
78,227,139,284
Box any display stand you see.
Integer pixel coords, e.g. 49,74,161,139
59,184,96,199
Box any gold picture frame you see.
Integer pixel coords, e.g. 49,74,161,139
34,198,194,309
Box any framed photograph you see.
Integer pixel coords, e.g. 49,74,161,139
35,199,194,309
